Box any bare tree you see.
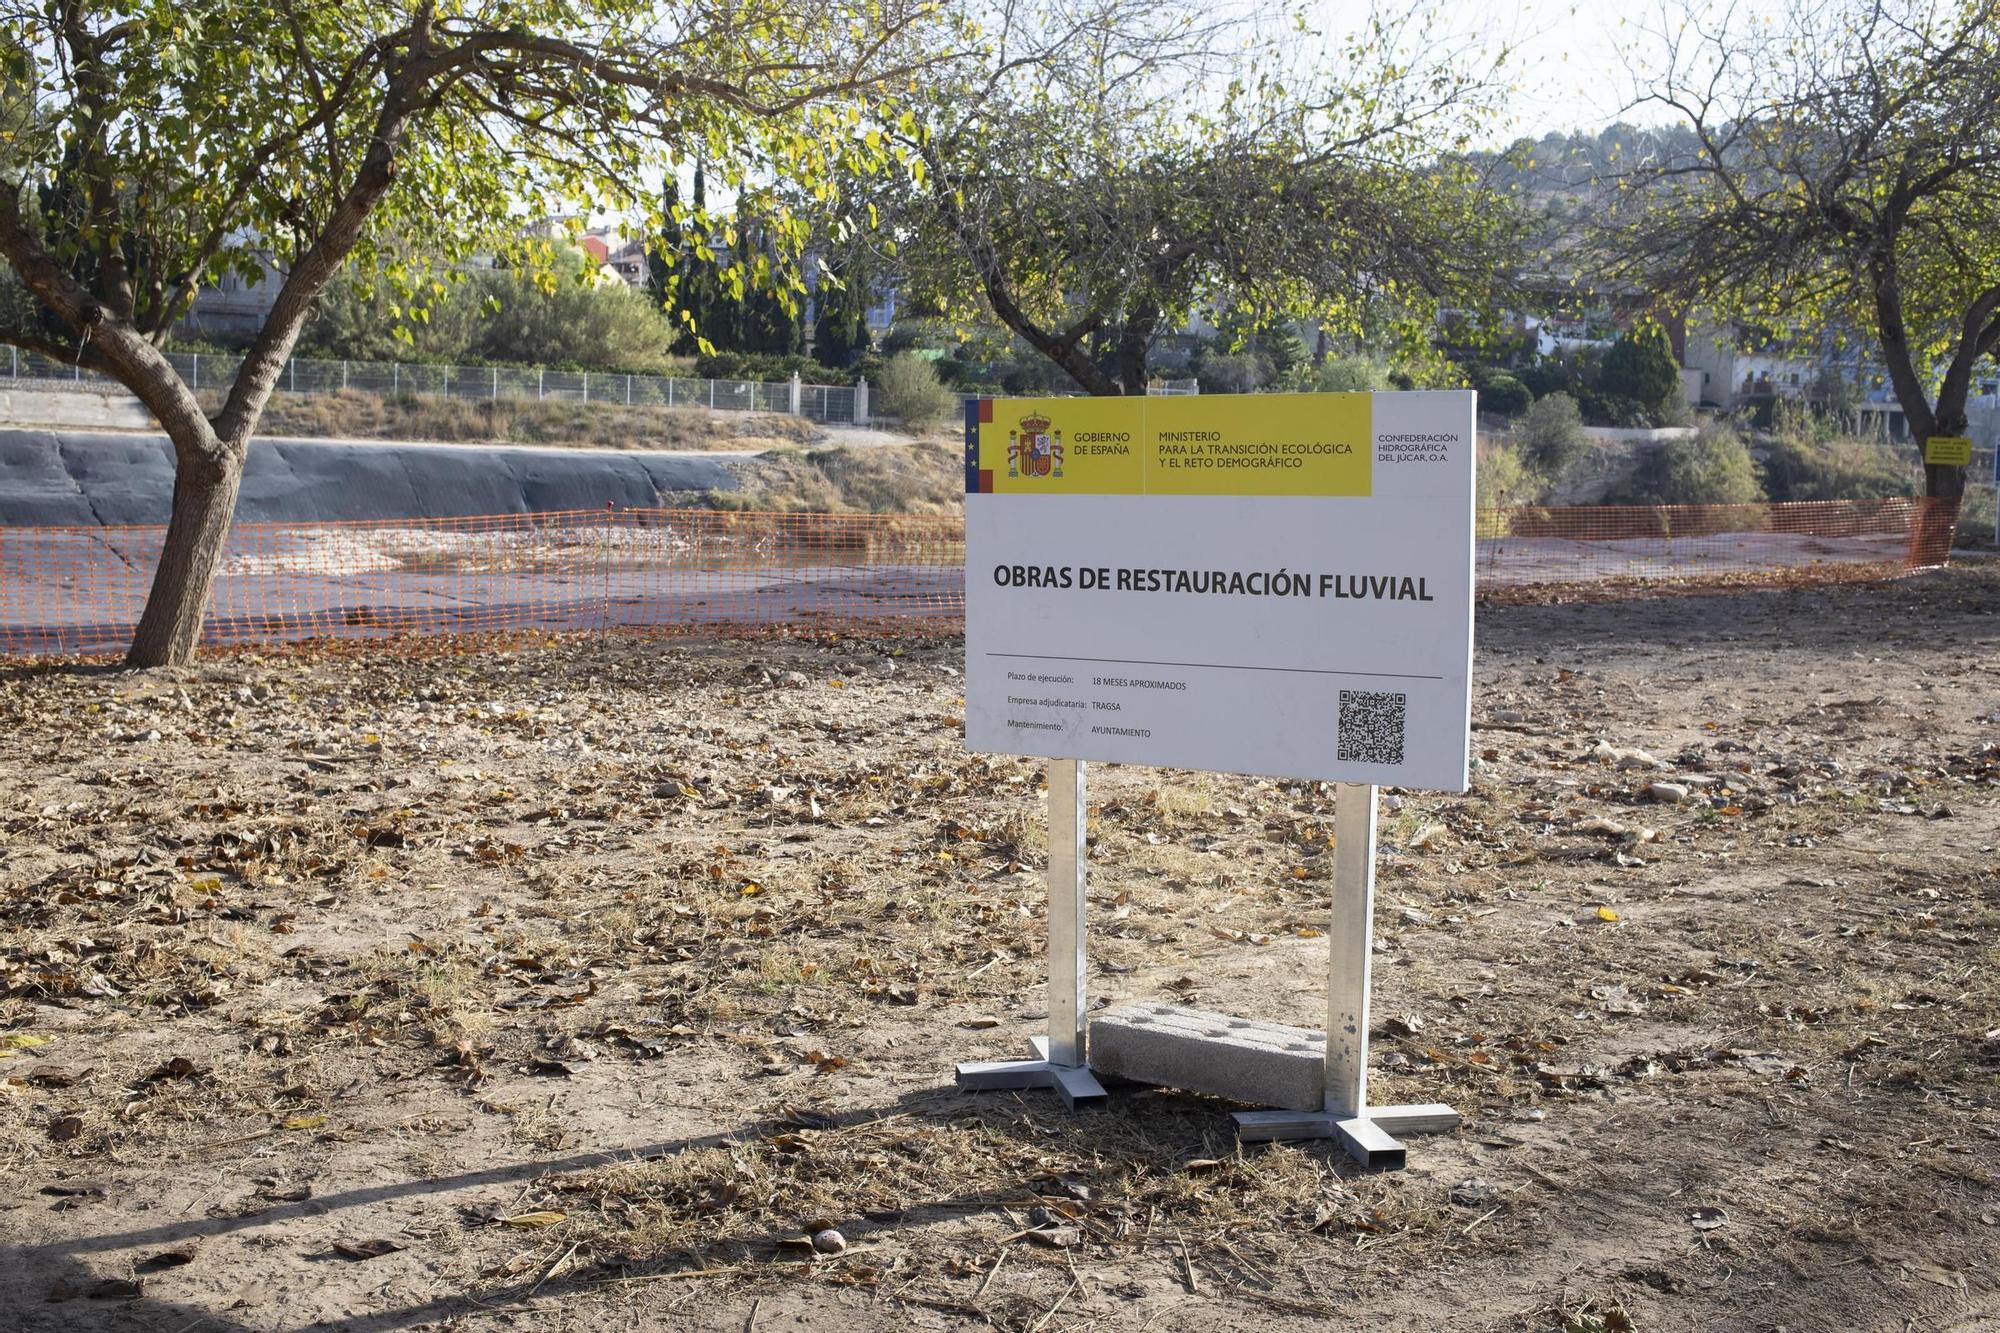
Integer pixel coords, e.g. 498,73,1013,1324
0,0,945,665
881,0,1523,396
1610,0,2000,498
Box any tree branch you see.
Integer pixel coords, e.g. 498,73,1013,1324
0,183,223,463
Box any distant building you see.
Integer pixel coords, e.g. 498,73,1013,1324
1680,324,1871,410
602,239,650,289
179,251,285,342
1685,320,2000,442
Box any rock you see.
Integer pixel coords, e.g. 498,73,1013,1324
811,1228,847,1255
1589,741,1668,770
1406,824,1447,852
1648,781,1691,804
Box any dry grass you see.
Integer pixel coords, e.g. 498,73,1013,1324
717,440,968,515
229,388,817,453
543,1093,1440,1283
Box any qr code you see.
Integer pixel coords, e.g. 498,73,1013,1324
1338,689,1406,766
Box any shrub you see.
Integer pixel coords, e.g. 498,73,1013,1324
694,351,852,385
1478,373,1531,417
301,261,690,375
998,353,1072,395
1960,485,1998,551
1310,356,1392,393
1804,368,1861,423
1195,354,1267,395
1477,440,1536,510
1599,323,1681,418
876,352,955,426
1258,329,1312,388
1517,391,1588,479
1515,358,1573,400
1761,408,1916,501
1615,421,1766,505
880,319,959,354
465,269,681,375
1655,391,1695,428
1577,389,1658,429
302,271,479,364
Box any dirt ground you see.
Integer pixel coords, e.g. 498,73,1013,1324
2,567,1997,1333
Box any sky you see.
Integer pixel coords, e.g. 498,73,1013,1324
1308,0,1788,143
1473,0,1664,137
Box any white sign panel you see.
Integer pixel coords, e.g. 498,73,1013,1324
963,391,1475,791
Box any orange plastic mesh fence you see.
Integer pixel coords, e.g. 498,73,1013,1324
0,497,1960,658
1478,496,1956,586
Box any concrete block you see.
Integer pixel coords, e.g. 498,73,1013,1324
1089,1001,1326,1112
0,388,155,432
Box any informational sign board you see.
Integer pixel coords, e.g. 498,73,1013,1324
963,391,1475,792
1925,435,1973,467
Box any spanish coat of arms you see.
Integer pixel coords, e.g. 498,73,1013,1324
1007,415,1063,478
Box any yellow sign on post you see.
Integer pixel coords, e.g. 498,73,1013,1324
1924,435,1973,466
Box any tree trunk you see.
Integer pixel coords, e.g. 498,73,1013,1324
126,451,244,667
1921,399,1969,501
985,295,1117,395
1115,306,1159,397
1922,460,1968,500
119,95,412,666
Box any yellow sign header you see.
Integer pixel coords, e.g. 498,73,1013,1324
968,393,1373,497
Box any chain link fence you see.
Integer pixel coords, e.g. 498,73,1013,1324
3,347,1210,429
1,346,864,425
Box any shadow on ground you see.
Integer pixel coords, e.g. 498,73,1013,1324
8,1081,1303,1332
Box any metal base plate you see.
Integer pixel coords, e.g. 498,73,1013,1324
956,1037,1108,1110
1232,1102,1460,1168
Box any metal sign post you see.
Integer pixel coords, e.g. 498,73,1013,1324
954,758,1109,1109
1233,783,1459,1167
